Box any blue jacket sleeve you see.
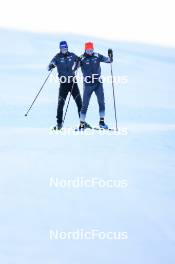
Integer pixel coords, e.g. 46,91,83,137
48,54,58,71
98,53,111,63
73,55,83,71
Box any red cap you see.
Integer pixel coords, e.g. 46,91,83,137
85,42,94,50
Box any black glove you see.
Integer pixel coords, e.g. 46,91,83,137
48,63,55,71
73,56,82,71
108,48,113,62
76,56,83,62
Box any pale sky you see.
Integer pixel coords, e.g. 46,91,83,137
0,0,175,47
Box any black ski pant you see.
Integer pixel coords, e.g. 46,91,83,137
56,81,82,124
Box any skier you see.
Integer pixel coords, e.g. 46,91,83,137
48,41,90,130
74,42,113,130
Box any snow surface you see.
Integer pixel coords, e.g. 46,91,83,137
0,29,175,264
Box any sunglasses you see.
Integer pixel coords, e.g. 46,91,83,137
60,47,68,53
85,49,94,55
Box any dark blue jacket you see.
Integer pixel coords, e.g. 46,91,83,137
76,53,111,80
49,52,78,78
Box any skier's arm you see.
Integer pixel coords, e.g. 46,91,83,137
98,50,113,63
73,56,81,71
48,55,57,71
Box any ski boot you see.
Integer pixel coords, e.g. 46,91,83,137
99,118,108,129
84,122,92,129
53,123,63,130
79,121,85,131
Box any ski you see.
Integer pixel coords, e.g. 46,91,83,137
93,127,115,131
49,126,116,133
74,127,115,132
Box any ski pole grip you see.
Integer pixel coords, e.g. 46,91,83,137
108,49,113,62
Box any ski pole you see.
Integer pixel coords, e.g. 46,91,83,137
24,69,53,117
108,49,118,131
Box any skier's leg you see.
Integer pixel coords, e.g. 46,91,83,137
94,82,105,118
70,82,82,117
80,84,94,122
95,82,108,128
56,83,69,125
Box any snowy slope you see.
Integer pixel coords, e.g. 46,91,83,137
0,29,175,264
